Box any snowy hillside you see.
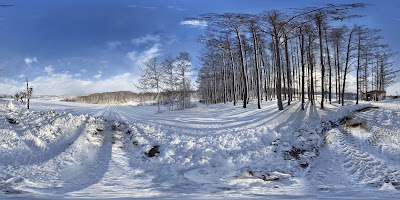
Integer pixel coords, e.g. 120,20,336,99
0,99,400,199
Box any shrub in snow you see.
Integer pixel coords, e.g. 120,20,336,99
4,100,23,112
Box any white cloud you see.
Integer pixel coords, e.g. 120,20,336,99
44,65,54,74
80,69,87,73
0,78,22,94
127,44,161,69
180,19,207,28
0,72,140,96
131,34,160,45
18,74,25,78
106,41,122,49
74,73,81,77
387,82,400,96
30,72,138,95
93,70,102,79
25,57,38,65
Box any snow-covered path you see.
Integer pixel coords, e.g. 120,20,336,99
1,98,400,199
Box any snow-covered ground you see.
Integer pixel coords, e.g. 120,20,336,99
0,98,399,199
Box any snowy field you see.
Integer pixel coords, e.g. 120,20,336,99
0,98,400,199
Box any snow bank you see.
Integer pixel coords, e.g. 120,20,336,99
2,100,24,112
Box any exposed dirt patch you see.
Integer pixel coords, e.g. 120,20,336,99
300,162,309,168
344,120,369,130
356,106,379,112
284,147,306,160
3,188,24,194
261,175,279,181
146,145,160,157
392,182,400,190
96,128,104,132
347,121,363,128
6,117,18,124
339,116,353,125
112,125,121,131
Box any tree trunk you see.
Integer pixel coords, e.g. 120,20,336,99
228,38,237,106
299,28,305,110
251,27,262,109
342,29,354,106
221,52,227,104
324,28,332,104
284,33,291,106
336,43,341,103
273,31,284,110
356,31,361,105
235,27,248,108
318,22,325,109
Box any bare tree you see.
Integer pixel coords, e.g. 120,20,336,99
137,57,164,113
176,52,192,110
162,57,178,110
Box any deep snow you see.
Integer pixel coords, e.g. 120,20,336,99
0,98,399,199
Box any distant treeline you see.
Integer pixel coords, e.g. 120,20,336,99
0,94,13,98
63,91,157,105
63,91,198,106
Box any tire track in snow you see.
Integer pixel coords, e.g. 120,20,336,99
59,125,113,194
326,128,400,189
355,109,400,137
68,130,159,198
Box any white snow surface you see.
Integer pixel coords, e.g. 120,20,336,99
0,98,399,199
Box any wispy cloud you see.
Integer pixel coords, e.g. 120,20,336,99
128,5,157,9
93,70,102,79
180,19,207,28
44,65,54,75
24,57,38,65
106,41,122,49
143,6,157,9
167,5,183,11
131,34,160,45
127,44,161,69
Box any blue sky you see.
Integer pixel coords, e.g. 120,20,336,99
0,0,399,95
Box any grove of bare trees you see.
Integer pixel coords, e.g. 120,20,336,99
137,52,194,112
195,3,399,110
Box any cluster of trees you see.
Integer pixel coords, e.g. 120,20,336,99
195,3,398,110
136,52,194,112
